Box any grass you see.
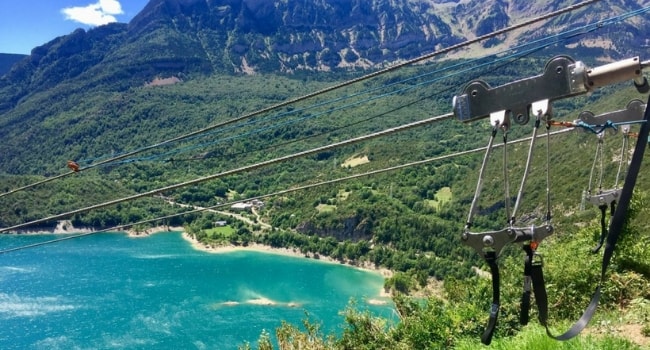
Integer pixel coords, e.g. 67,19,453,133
426,186,453,210
316,204,337,213
454,323,642,350
204,225,236,238
337,189,350,201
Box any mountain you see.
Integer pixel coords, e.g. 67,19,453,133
0,54,27,76
2,0,649,111
1,3,649,346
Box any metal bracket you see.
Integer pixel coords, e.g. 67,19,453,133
462,228,516,259
453,56,646,124
510,224,554,245
462,224,554,259
577,99,647,127
585,188,621,207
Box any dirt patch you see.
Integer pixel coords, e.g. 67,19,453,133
589,323,649,347
315,204,337,213
615,324,649,347
341,155,369,168
145,76,181,87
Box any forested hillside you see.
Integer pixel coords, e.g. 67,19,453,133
1,0,650,348
0,54,26,76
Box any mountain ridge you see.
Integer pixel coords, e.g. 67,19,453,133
1,0,648,170
3,0,648,81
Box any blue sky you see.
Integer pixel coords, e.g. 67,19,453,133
0,0,148,54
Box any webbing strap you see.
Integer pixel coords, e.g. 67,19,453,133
531,263,548,325
592,201,615,253
482,251,500,345
520,245,534,325
592,204,608,253
536,95,650,340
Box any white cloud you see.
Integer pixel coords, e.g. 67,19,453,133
61,0,124,26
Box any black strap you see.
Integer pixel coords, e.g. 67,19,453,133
482,251,500,345
520,244,534,325
591,204,609,253
592,201,616,253
536,95,650,340
531,261,548,325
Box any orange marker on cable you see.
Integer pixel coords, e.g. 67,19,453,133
67,160,80,172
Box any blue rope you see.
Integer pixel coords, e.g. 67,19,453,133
576,120,648,134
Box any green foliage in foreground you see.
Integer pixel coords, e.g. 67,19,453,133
239,193,650,349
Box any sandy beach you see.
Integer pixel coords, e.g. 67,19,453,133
125,226,185,238
181,232,392,276
180,232,393,303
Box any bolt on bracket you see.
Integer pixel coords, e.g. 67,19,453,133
453,56,646,124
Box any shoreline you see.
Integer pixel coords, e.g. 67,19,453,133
180,232,393,303
180,231,393,277
3,220,184,239
4,222,393,304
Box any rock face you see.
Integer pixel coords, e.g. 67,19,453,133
123,0,461,74
1,0,647,116
122,0,649,74
296,215,372,241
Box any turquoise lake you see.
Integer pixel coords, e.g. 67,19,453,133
0,232,394,349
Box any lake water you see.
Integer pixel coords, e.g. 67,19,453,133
0,232,394,349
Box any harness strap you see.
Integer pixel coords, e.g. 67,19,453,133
592,204,608,253
592,201,616,253
535,95,650,340
531,261,548,326
482,251,500,345
520,244,534,325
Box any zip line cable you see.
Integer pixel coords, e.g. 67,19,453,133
164,94,440,163
0,112,456,233
0,0,602,198
168,90,449,163
0,128,575,255
162,45,551,163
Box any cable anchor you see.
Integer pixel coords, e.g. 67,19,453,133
577,99,647,131
453,56,648,124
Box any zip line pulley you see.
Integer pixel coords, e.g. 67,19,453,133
453,56,649,124
577,100,648,253
452,54,650,345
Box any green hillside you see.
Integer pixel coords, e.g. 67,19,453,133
2,52,650,347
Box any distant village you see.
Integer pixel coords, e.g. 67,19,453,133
229,199,265,212
212,199,266,228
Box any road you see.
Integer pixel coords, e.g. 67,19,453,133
164,198,272,231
